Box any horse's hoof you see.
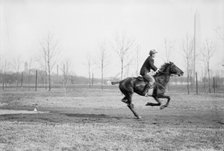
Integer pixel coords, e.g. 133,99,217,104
136,116,142,119
160,105,167,110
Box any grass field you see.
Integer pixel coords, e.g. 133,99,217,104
0,87,224,151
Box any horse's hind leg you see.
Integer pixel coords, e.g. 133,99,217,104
126,93,141,119
121,96,128,104
119,81,141,119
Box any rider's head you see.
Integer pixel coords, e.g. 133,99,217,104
149,49,157,58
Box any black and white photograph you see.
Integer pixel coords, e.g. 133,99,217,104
0,0,224,150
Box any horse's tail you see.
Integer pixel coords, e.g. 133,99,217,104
111,81,120,85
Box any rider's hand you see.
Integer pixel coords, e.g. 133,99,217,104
156,69,160,73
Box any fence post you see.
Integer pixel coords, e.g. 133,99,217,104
195,72,198,95
35,70,38,91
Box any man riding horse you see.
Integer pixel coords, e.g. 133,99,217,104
111,55,184,118
140,49,159,96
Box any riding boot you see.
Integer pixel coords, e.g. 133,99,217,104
143,83,151,96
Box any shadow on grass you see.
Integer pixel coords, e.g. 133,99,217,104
0,112,130,124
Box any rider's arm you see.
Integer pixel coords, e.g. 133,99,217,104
148,58,157,71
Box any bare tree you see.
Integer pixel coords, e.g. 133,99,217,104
40,33,60,91
112,33,135,80
85,53,92,88
61,59,71,89
98,42,109,90
12,56,22,89
27,58,33,89
182,35,194,94
215,27,224,41
1,60,9,90
135,45,141,76
124,59,133,77
201,40,215,93
0,56,3,87
215,27,224,65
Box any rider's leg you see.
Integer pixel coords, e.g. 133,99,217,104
148,74,155,88
142,74,151,96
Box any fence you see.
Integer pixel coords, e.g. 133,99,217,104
1,71,224,94
0,70,110,91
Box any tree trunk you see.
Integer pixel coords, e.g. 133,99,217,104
195,72,198,95
2,73,5,90
187,63,190,94
91,73,94,86
21,72,23,88
35,70,38,91
187,74,189,94
121,59,123,80
48,61,51,91
208,62,211,93
101,65,104,90
16,72,19,89
88,68,91,88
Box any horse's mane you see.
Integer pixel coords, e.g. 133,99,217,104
154,62,171,77
159,62,171,72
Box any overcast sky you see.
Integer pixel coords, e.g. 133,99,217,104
0,0,224,78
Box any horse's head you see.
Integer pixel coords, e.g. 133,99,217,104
159,62,184,76
168,62,184,76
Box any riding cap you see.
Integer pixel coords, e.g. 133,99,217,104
149,49,158,55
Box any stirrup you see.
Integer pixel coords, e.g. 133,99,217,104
143,89,150,96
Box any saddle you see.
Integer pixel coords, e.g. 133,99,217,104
136,76,162,89
136,76,145,81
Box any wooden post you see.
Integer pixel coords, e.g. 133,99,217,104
35,70,38,91
195,72,198,95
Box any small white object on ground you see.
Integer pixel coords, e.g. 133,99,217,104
0,109,49,115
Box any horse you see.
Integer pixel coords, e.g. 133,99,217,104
111,62,184,119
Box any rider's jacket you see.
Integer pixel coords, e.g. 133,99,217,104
140,56,157,75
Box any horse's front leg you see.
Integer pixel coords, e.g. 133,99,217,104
157,95,170,110
145,96,161,106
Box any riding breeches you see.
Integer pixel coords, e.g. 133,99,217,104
141,71,155,85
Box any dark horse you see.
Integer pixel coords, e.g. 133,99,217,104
111,62,184,119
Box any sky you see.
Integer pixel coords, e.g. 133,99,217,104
0,0,224,78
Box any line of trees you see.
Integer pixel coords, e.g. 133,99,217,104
181,34,223,94
1,29,224,92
